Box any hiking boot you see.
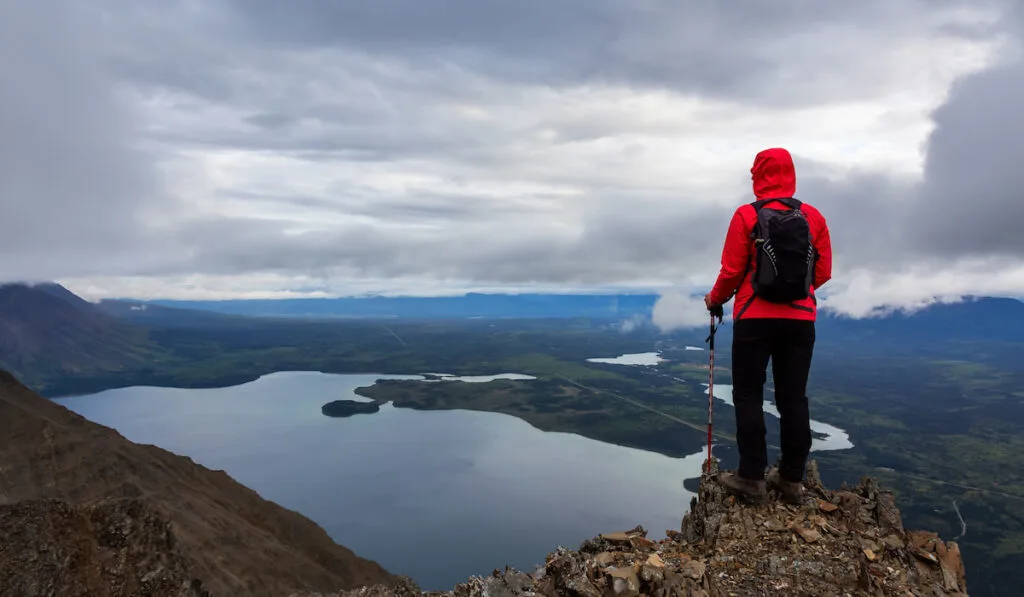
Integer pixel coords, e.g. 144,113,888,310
719,471,767,503
767,467,805,505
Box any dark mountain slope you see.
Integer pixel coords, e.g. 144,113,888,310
0,369,401,597
0,283,160,384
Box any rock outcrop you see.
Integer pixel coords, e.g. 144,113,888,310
313,461,969,597
0,498,210,597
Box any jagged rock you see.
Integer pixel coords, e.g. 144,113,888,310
805,460,826,494
0,498,210,597
606,567,641,597
645,554,665,568
639,562,665,585
678,560,706,580
334,459,969,597
629,536,655,550
593,553,616,567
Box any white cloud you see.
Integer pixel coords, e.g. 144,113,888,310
819,260,1024,318
651,290,721,332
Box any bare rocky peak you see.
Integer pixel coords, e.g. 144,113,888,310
314,461,969,597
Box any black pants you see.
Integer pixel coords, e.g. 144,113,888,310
731,318,815,483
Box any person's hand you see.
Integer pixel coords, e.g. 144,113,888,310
704,294,724,320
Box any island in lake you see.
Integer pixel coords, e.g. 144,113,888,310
321,399,382,418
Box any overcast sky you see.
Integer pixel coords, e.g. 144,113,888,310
2,0,1022,318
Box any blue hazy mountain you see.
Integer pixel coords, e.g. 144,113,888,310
141,293,1022,336
817,296,1024,343
145,293,663,320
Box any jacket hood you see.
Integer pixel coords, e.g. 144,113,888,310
751,147,796,200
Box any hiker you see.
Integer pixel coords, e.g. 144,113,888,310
702,147,832,504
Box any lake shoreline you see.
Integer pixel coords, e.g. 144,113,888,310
53,370,706,591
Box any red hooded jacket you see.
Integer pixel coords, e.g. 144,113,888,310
707,148,832,321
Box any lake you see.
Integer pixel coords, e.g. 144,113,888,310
588,352,855,453
53,371,706,591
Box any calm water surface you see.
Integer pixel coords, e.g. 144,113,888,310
55,371,705,590
588,352,855,452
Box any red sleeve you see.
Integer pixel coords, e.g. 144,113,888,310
708,206,752,305
813,213,832,290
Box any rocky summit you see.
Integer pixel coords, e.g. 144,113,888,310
311,461,968,597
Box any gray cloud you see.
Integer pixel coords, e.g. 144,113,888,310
221,0,1003,108
2,0,1023,312
0,0,173,281
912,60,1024,257
162,191,726,286
797,2,1024,266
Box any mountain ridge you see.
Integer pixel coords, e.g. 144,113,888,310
0,368,402,597
0,282,159,380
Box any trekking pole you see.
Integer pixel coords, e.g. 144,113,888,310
705,310,721,475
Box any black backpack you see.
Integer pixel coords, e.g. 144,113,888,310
747,197,816,304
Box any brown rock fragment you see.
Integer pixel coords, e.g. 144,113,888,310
680,559,706,580
629,536,656,550
936,540,966,593
606,566,641,597
795,526,822,543
908,530,939,551
593,552,615,568
911,548,939,565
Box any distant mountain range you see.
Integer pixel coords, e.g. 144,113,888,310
817,296,1024,344
137,291,1024,344
135,291,1021,323
142,293,663,320
3,282,1023,392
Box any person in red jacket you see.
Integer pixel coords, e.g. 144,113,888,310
703,147,832,504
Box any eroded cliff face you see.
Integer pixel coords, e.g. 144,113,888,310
314,461,968,597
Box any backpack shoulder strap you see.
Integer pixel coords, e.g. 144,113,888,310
752,196,802,213
778,197,802,210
